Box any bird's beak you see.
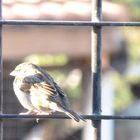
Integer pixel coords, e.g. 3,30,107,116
10,70,16,76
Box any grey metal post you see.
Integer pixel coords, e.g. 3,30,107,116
92,0,102,140
0,0,3,140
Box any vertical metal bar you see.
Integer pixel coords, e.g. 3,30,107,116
0,0,3,140
92,0,102,140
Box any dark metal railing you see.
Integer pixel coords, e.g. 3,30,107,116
0,0,3,140
92,0,102,139
1,114,140,120
0,20,140,26
1,0,140,140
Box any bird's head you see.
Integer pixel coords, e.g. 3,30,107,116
10,62,37,77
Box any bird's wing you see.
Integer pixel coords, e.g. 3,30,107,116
39,70,70,108
37,67,66,97
19,73,57,96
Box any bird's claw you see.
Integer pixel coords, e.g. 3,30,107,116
19,110,38,115
36,112,50,115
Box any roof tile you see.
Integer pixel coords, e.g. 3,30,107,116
3,1,91,20
18,0,41,3
63,2,90,17
39,2,64,19
3,0,15,5
11,3,40,19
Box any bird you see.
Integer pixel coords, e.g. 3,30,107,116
10,62,84,122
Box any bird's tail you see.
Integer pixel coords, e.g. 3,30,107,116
64,109,85,122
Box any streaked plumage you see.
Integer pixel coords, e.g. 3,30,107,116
10,62,84,122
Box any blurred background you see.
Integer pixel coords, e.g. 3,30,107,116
2,0,140,140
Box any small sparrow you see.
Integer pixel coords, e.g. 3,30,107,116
10,62,84,122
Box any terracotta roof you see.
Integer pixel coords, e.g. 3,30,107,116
3,0,129,21
3,0,91,20
102,1,129,21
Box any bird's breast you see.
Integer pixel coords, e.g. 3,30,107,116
13,83,34,110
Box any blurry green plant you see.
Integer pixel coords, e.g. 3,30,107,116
24,54,69,66
123,27,140,63
112,0,140,20
109,1,140,112
112,72,134,112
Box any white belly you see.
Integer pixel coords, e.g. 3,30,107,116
13,84,34,110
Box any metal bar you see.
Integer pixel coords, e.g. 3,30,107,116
91,0,102,140
1,114,140,120
0,20,140,26
92,28,102,140
0,0,3,140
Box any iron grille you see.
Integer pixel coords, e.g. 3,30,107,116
0,0,140,140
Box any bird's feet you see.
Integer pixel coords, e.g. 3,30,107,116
19,109,38,115
36,112,50,115
35,112,52,123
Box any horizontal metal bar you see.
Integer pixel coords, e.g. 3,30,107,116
1,114,140,120
0,20,140,26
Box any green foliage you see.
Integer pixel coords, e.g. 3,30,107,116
111,0,140,20
24,54,69,66
112,72,134,112
123,27,140,63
